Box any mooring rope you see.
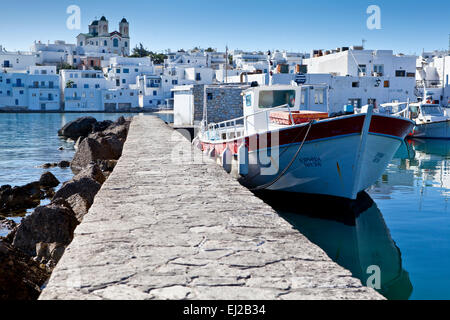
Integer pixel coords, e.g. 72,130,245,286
249,120,314,191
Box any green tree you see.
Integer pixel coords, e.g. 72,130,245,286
66,80,75,88
205,47,215,52
130,43,151,57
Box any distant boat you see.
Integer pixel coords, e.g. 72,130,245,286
195,84,414,200
409,102,450,139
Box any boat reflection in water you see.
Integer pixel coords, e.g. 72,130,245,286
256,191,413,300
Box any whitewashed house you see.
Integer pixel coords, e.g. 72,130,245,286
416,51,450,106
0,66,60,111
60,69,139,111
0,46,37,72
31,40,79,66
304,47,416,78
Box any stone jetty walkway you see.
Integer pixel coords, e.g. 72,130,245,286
40,115,382,300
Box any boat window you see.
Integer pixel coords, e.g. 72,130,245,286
245,94,252,107
259,90,295,108
421,105,444,116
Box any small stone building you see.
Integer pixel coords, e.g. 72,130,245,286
172,83,249,127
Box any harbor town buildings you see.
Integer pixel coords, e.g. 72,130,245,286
0,15,448,113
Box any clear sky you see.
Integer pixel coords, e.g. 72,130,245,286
0,0,449,55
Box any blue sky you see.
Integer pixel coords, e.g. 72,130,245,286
0,0,449,55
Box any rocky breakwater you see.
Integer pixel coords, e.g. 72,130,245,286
0,116,131,300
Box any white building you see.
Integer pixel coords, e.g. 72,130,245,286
0,66,60,111
416,52,450,106
105,56,154,88
0,46,37,72
304,47,416,78
77,17,130,56
60,69,138,111
31,40,78,66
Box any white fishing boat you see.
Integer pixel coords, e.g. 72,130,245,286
409,102,450,139
195,84,414,200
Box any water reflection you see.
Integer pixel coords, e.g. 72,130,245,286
256,191,413,300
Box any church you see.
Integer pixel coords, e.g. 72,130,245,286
76,16,130,56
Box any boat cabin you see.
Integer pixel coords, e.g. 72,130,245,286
203,84,330,142
410,103,446,124
242,85,329,134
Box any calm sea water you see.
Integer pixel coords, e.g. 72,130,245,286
1,113,448,300
268,139,450,300
0,112,172,234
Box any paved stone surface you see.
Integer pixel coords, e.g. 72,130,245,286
39,115,383,300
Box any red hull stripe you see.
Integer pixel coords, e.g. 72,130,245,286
201,115,414,155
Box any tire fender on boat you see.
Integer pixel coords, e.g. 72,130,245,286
238,144,249,176
208,147,216,158
221,148,232,173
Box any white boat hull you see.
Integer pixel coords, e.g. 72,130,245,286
413,120,450,139
240,133,402,199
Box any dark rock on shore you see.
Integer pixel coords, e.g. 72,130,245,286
39,172,60,189
0,182,43,215
0,217,16,232
92,120,113,133
0,240,50,300
12,202,79,257
74,163,106,185
58,161,71,168
52,177,101,222
58,116,98,140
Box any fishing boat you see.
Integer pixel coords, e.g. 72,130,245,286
409,102,450,139
194,84,414,200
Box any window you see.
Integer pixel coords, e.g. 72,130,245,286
130,92,134,96
123,69,129,73
80,41,83,46
352,82,359,88
6,79,10,84
395,70,406,77
135,68,139,72
314,89,324,104
245,94,252,107
104,40,107,46
113,39,119,47
19,90,24,95
124,42,128,48
172,80,178,85
348,98,361,108
207,93,213,100
422,105,444,116
41,81,45,87
195,73,201,81
373,65,384,76
122,79,126,84
95,84,100,89
384,80,390,88
259,90,295,108
116,69,121,73
84,84,89,89
358,65,367,73
153,91,157,96
49,81,54,88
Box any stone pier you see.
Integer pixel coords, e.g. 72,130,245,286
39,115,383,300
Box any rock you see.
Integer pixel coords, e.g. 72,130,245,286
52,178,101,222
0,240,50,300
116,116,126,125
58,117,98,140
40,163,58,169
74,163,106,185
103,124,129,141
71,136,124,170
58,161,71,168
92,120,113,133
39,172,60,189
12,203,79,257
35,242,66,267
98,160,118,173
0,182,43,215
0,217,16,232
